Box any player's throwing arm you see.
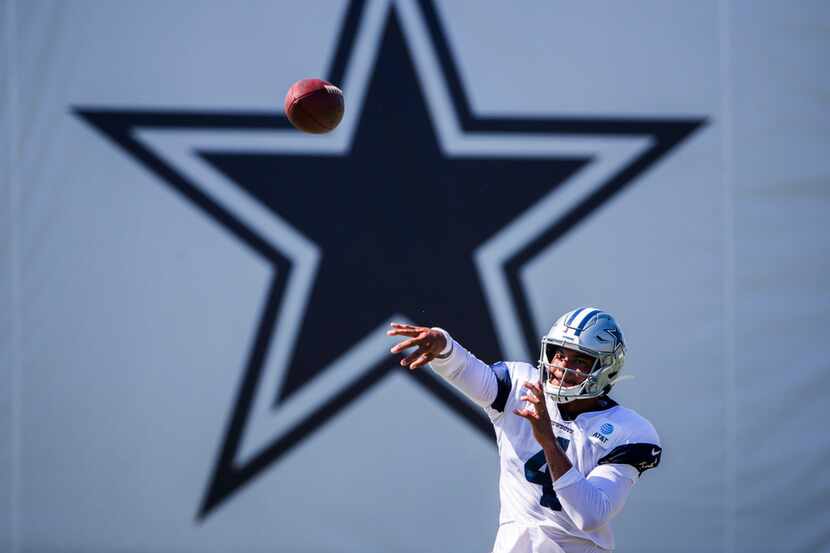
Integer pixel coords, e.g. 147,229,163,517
387,322,498,408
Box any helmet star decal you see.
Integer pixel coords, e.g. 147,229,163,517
604,327,625,349
75,0,703,521
596,327,624,349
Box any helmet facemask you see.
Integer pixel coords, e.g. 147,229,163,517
539,341,603,404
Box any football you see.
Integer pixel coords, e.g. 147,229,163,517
283,78,345,134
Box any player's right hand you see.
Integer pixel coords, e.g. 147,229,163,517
387,323,447,370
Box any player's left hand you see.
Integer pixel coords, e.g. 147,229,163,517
514,381,556,445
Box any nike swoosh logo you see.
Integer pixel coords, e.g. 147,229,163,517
651,448,660,456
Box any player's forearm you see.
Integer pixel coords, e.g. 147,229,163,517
428,329,498,407
541,435,573,480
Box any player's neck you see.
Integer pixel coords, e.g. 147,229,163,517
558,395,610,419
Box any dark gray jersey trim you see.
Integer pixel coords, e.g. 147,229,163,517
598,443,662,475
490,366,512,412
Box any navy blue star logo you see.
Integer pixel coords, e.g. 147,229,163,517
598,327,625,349
75,0,703,520
605,328,623,349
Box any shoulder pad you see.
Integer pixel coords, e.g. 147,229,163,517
603,406,660,445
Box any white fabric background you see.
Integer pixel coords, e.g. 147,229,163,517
1,1,828,552
729,3,830,550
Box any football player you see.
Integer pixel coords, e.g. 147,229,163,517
388,307,661,553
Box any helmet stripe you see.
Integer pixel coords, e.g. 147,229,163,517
574,309,601,336
565,308,584,326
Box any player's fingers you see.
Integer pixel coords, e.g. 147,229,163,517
520,393,540,404
387,328,424,338
387,322,427,334
408,352,433,370
390,337,415,353
523,381,542,394
526,384,544,402
513,408,539,420
400,347,429,367
388,323,427,334
521,383,541,400
390,336,426,353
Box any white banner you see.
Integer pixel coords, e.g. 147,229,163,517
1,1,828,552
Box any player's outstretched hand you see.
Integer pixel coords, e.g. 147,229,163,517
387,322,447,370
514,381,556,445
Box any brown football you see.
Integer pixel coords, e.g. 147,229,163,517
283,78,345,134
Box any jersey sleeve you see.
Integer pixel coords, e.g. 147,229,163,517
428,330,533,420
552,463,638,532
597,413,662,476
428,331,499,408
597,443,662,475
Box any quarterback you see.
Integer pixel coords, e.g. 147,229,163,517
388,308,661,553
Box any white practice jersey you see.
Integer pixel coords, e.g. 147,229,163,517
430,334,661,553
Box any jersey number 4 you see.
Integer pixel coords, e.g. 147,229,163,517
523,437,570,511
